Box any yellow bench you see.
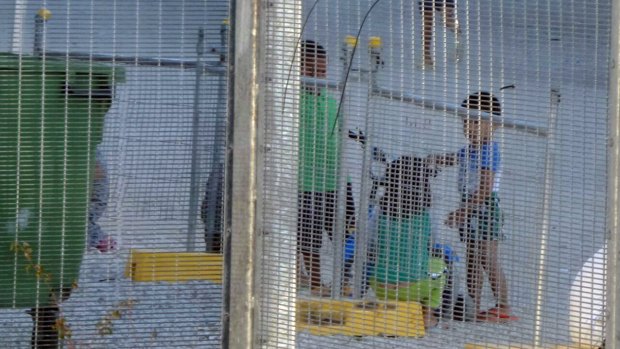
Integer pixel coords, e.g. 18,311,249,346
297,298,425,337
125,249,223,283
465,343,600,349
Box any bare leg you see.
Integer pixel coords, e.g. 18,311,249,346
302,250,331,296
466,240,485,314
481,241,510,310
443,7,462,61
443,7,461,34
302,251,322,289
421,9,435,67
297,253,310,286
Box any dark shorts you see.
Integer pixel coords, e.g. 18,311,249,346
459,195,504,242
419,0,456,11
298,183,356,253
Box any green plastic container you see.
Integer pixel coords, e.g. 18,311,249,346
0,53,124,308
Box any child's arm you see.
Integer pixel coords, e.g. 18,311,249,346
463,168,495,206
446,168,495,228
426,153,458,167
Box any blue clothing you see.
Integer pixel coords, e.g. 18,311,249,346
457,142,501,196
457,141,504,241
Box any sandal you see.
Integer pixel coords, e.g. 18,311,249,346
477,307,519,323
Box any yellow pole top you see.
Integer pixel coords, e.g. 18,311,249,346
37,8,52,21
222,18,229,25
368,36,382,49
344,35,357,47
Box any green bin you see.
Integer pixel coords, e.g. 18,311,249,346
0,53,124,308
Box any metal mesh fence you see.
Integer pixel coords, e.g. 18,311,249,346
0,0,616,348
256,0,612,348
0,1,228,348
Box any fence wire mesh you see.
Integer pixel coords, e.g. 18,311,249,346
258,0,612,348
0,0,615,348
0,1,228,348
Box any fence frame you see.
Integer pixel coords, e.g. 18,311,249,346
224,0,261,347
607,1,620,347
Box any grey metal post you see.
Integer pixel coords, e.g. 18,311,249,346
185,28,205,251
533,88,561,347
606,1,620,347
204,21,229,252
351,37,383,299
220,19,229,64
330,37,357,298
224,0,260,345
254,0,299,344
33,8,51,56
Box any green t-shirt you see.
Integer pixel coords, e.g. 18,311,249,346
374,211,431,283
299,89,340,192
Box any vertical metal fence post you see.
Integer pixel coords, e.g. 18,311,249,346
606,1,620,347
224,0,260,345
33,8,52,57
249,0,301,345
186,28,205,251
204,21,230,252
533,88,561,347
331,37,357,298
350,37,383,299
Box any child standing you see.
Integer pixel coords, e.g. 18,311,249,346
430,91,517,322
297,40,340,297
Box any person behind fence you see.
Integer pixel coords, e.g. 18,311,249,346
297,39,342,297
368,153,445,328
428,91,518,322
419,0,461,67
88,145,116,252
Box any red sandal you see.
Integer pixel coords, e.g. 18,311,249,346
477,307,519,323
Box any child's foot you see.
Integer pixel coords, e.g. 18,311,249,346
476,307,519,323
